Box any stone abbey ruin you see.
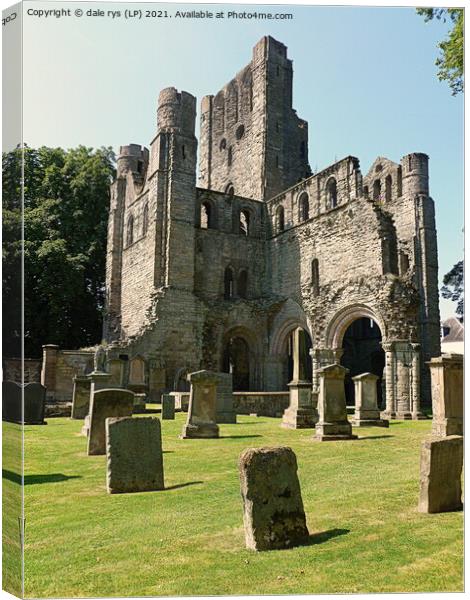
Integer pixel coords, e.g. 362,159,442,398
41,36,441,420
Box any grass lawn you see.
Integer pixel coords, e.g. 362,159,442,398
18,411,463,597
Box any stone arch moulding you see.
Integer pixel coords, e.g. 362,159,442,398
324,304,387,348
269,299,312,356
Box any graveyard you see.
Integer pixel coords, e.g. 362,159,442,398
16,409,462,597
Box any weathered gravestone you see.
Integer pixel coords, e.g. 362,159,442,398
216,372,236,424
314,364,357,441
133,393,147,414
171,391,190,412
428,354,463,438
161,394,175,420
352,373,388,427
239,446,309,551
24,383,46,425
106,417,164,493
2,381,22,423
282,327,317,429
71,376,91,419
418,435,463,513
181,370,221,439
87,389,134,455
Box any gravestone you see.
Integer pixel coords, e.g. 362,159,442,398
282,328,317,428
352,373,388,427
87,388,134,455
81,414,91,437
171,391,190,412
106,417,164,493
24,383,46,425
161,394,175,420
428,354,463,437
133,393,146,414
418,435,463,513
2,381,22,423
181,370,221,438
216,372,236,424
239,446,309,551
71,376,91,419
314,364,357,441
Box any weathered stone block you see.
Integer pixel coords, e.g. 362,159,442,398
87,388,134,455
428,354,463,437
315,364,357,441
239,446,309,551
71,376,91,419
106,416,164,493
216,372,236,424
418,435,463,513
133,393,146,414
181,370,220,439
161,394,175,419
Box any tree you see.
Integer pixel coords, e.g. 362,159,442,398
2,146,116,357
417,8,463,95
441,260,463,318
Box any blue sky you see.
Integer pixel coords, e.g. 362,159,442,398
21,2,463,318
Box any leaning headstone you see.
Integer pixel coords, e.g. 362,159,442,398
106,416,164,493
181,370,221,439
161,394,175,420
418,435,463,513
24,383,46,425
216,372,236,424
352,373,388,427
314,364,357,441
239,446,309,551
428,354,463,438
2,381,22,423
71,376,91,419
87,388,134,455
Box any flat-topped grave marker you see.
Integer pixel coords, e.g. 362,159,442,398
87,388,134,455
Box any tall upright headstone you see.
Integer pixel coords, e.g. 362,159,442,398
161,394,175,420
314,364,357,441
282,328,316,428
87,388,135,455
23,383,46,425
239,446,309,551
418,435,463,513
2,381,22,423
106,416,164,493
216,372,236,424
71,376,91,419
428,354,463,437
181,370,221,439
352,372,388,427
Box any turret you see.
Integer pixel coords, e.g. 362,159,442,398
157,87,196,135
116,144,149,178
402,152,429,197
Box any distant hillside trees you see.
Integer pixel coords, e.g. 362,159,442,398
2,146,115,357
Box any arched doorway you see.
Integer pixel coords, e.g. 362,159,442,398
340,317,385,407
223,336,250,391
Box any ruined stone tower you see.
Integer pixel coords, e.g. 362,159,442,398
102,36,441,412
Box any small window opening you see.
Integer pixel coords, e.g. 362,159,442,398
311,259,319,296
142,204,149,235
182,145,186,160
299,193,309,222
397,166,403,197
373,179,381,201
224,267,234,299
236,124,245,140
239,210,250,236
385,175,392,201
126,215,134,246
228,147,233,167
327,178,337,208
276,206,285,233
220,138,226,151
201,202,212,229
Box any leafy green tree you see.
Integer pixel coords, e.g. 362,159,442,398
417,8,463,95
2,146,115,357
441,260,463,318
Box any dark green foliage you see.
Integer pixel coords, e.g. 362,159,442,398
2,146,116,357
441,260,463,318
417,8,463,95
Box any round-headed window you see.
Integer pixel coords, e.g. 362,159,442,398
235,124,245,140
219,138,227,151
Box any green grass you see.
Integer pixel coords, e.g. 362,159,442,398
18,412,463,597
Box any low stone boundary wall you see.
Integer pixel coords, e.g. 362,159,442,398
233,392,289,418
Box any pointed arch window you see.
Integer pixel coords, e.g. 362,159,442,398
326,178,337,208
276,205,285,233
142,203,149,235
299,192,309,222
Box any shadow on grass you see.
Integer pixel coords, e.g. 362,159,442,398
357,435,393,441
302,528,350,546
2,470,81,486
219,434,263,439
164,481,203,491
